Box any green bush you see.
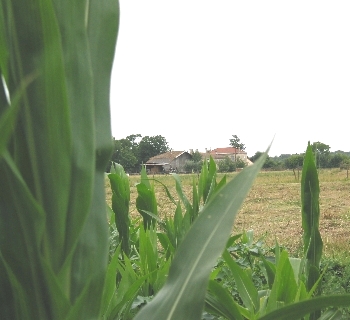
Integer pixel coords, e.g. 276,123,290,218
218,156,236,172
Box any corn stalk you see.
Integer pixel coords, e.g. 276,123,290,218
0,0,119,318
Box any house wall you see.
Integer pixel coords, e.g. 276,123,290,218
170,153,192,173
148,166,162,174
228,153,247,161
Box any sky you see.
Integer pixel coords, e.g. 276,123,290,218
110,1,350,157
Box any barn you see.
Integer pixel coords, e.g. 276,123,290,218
145,151,192,174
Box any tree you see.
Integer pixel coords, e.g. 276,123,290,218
328,153,346,168
284,154,304,180
184,160,202,173
191,150,203,163
311,141,330,155
340,158,350,179
311,141,330,168
249,151,264,163
229,135,246,161
110,138,138,172
138,135,170,164
262,157,277,170
108,134,170,172
186,150,203,173
250,151,276,169
126,133,141,157
236,158,247,169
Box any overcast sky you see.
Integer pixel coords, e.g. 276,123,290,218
110,1,350,157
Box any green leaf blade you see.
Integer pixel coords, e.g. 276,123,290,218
134,149,268,320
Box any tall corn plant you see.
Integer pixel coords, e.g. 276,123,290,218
301,142,323,319
0,1,119,318
136,166,158,229
301,143,323,293
109,162,131,256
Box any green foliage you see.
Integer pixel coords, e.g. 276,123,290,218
230,134,246,151
0,0,119,318
136,166,158,229
236,158,247,169
105,144,350,319
301,143,323,320
285,154,304,169
218,156,236,172
110,138,138,172
138,135,170,165
134,151,268,319
250,152,280,170
311,141,330,156
109,163,131,256
184,159,202,173
184,149,204,173
147,155,226,253
4,1,350,318
109,134,170,172
311,141,331,169
192,149,203,162
254,145,350,170
250,151,264,163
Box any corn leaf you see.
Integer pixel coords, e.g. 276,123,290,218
134,149,268,320
173,173,193,213
266,250,298,314
100,245,121,317
301,143,323,320
260,255,276,289
301,143,323,285
259,295,350,320
222,249,259,314
136,182,158,229
109,163,131,256
205,279,244,320
0,0,119,318
198,156,218,204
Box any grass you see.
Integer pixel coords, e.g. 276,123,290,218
105,168,350,261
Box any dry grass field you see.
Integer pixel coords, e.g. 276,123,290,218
106,168,350,260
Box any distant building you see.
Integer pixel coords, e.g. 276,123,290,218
202,147,253,166
145,151,192,174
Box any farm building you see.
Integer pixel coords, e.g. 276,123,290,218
202,147,253,166
145,151,192,174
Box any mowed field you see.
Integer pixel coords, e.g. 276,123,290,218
106,168,350,259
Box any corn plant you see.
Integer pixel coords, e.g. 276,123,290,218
0,0,119,318
301,143,323,295
134,150,269,319
203,144,350,320
133,144,350,319
136,166,159,229
109,162,131,256
141,156,227,255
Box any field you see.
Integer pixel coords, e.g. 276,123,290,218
106,168,350,260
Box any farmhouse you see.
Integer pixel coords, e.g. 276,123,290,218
145,151,192,174
202,147,253,166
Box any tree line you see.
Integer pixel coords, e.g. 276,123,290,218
107,134,247,173
107,134,170,172
108,135,350,174
250,141,350,174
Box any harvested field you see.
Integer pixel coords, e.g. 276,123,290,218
105,168,350,259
